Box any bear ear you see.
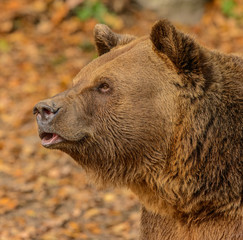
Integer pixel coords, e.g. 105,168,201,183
150,19,201,74
94,24,136,56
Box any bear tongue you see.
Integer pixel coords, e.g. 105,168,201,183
41,133,63,146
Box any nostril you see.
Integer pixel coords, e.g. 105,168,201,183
42,107,55,121
33,107,39,115
43,107,52,115
41,106,55,121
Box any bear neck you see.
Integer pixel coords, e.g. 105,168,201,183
140,206,243,240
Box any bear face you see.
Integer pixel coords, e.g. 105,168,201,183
34,20,242,238
33,23,181,187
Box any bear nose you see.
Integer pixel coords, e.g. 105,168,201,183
33,102,59,123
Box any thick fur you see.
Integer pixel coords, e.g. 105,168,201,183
34,19,243,239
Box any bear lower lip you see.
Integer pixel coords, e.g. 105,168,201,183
41,133,63,146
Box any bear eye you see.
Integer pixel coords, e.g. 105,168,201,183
98,83,110,93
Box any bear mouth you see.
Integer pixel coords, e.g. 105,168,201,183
40,132,64,147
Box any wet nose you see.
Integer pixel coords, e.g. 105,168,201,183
33,102,59,123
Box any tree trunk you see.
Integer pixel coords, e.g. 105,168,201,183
136,0,209,24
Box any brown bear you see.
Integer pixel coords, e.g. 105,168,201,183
33,20,243,239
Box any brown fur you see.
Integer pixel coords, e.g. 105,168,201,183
34,19,243,239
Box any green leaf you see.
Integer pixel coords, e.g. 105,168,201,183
0,39,11,52
79,40,95,52
221,0,236,17
74,0,110,23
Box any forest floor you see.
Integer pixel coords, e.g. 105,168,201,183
0,0,242,239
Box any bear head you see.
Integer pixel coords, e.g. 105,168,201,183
34,20,242,223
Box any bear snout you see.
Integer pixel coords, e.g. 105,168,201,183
33,101,66,147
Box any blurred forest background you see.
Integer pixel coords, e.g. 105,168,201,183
0,0,242,239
